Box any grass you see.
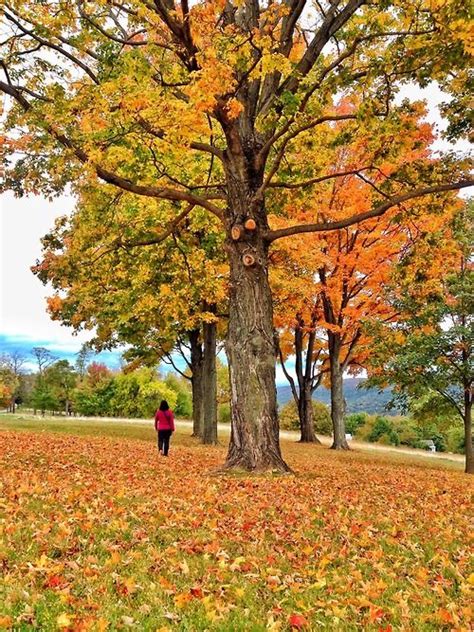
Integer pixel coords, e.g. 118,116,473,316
0,414,472,631
0,412,464,472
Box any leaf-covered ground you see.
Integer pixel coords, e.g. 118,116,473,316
0,426,472,631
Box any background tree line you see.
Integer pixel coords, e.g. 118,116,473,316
0,349,190,419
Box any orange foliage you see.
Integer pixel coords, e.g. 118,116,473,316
271,106,461,375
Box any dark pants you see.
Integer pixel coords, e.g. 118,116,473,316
158,430,172,456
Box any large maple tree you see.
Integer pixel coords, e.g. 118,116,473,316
1,0,472,470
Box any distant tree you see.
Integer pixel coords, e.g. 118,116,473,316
44,360,78,415
75,346,93,378
0,366,18,410
164,373,192,418
278,399,332,436
31,348,56,381
85,362,113,388
17,373,36,409
345,413,368,435
31,386,59,417
216,358,230,407
73,362,114,416
367,205,473,473
109,368,177,418
0,351,26,412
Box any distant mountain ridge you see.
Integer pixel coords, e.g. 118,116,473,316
277,377,398,414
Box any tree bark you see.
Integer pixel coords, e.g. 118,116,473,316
299,385,317,442
329,335,349,450
217,119,288,472
224,212,289,471
189,329,203,437
464,393,473,474
295,317,321,443
202,317,218,445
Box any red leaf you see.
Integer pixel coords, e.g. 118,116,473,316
190,586,203,599
44,574,66,589
288,613,309,629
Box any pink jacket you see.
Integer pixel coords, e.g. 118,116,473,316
154,409,175,432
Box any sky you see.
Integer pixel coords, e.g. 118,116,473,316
0,192,122,371
0,84,470,377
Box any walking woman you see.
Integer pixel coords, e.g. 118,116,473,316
154,400,175,456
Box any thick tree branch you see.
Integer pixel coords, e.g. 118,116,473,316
433,386,464,418
150,0,199,70
341,330,361,371
269,166,372,189
265,180,474,242
279,0,308,56
278,344,299,404
0,80,224,219
162,350,190,379
258,113,357,189
278,0,365,95
137,116,225,160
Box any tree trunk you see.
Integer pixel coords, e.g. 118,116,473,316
293,317,319,443
202,318,218,445
464,395,473,474
189,329,203,437
299,386,320,443
329,336,349,450
218,129,288,472
224,226,289,472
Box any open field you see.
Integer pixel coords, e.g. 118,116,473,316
0,412,465,470
0,416,472,631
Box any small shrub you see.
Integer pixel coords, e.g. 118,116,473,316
31,387,59,415
388,429,400,446
218,403,231,424
278,399,332,435
396,420,420,447
446,426,465,453
368,416,393,442
377,433,393,446
174,390,192,418
345,412,368,434
365,416,400,446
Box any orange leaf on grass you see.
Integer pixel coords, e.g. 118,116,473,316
436,608,455,624
0,616,13,629
369,606,386,623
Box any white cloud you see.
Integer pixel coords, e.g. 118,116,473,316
0,191,90,348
